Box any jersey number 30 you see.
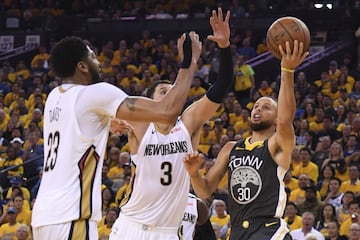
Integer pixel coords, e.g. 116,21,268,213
45,131,60,172
160,161,172,185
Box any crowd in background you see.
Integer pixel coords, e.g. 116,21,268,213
0,1,360,240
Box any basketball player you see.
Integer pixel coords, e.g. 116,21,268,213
109,8,233,240
31,32,202,240
181,193,209,240
184,40,308,240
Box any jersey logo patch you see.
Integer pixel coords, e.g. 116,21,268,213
230,166,262,204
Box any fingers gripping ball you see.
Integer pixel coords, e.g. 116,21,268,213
181,33,192,68
266,16,310,59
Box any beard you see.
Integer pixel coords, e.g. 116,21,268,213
89,66,101,84
249,119,273,131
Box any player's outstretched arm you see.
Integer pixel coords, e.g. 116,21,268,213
184,143,232,200
182,8,233,135
116,31,202,124
270,40,308,169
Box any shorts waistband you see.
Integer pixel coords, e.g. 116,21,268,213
118,214,179,233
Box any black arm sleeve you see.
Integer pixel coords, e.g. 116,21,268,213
180,33,192,69
205,46,234,103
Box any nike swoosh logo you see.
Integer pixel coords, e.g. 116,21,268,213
265,222,278,227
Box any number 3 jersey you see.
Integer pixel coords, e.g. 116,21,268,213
120,118,193,227
227,138,288,224
32,83,127,227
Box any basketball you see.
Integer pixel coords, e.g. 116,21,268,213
266,16,310,59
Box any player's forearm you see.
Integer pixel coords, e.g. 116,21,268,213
189,173,214,200
278,70,296,124
161,63,197,118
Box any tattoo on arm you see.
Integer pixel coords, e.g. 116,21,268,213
125,98,136,111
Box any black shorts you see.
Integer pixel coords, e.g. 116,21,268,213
229,217,292,240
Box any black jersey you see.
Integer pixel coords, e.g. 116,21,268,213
227,137,288,224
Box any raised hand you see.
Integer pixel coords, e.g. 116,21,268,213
207,7,230,48
177,31,202,67
279,40,308,70
109,118,134,136
183,151,204,177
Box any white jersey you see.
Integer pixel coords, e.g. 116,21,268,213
181,193,199,240
32,83,127,227
120,119,193,227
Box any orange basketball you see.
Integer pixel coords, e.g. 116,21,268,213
266,16,310,59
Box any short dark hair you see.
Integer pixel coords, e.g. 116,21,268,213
50,36,89,78
146,80,172,98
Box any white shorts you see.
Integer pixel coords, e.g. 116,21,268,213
109,213,181,240
32,220,98,240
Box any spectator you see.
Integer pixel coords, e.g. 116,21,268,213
324,220,348,240
340,201,360,237
315,204,338,237
12,195,31,227
297,184,325,220
292,147,319,184
285,201,303,231
337,191,356,225
210,199,230,240
323,177,344,210
339,164,360,197
98,208,118,240
101,163,113,189
22,130,44,190
0,207,21,240
348,223,360,240
317,164,336,200
15,224,30,240
321,142,348,181
290,211,325,240
233,55,255,107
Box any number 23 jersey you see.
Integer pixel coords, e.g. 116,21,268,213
120,119,193,227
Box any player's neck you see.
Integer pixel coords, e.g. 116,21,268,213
154,122,173,135
250,130,273,143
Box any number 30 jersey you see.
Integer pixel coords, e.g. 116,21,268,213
120,119,193,227
32,83,127,227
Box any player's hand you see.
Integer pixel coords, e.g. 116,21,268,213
279,40,308,70
207,7,230,48
183,151,203,177
178,31,202,66
109,118,134,136
189,31,202,65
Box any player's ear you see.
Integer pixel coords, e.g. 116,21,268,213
77,61,88,73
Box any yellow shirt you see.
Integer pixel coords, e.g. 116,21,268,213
0,222,21,240
188,87,206,99
0,157,24,176
233,118,250,134
107,166,124,180
16,209,31,226
309,121,323,133
6,188,31,202
340,218,352,237
234,65,254,91
258,87,273,97
31,53,50,68
292,162,319,184
339,179,360,196
199,131,217,145
210,214,230,228
289,188,321,204
98,225,112,240
285,215,302,231
285,178,299,192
